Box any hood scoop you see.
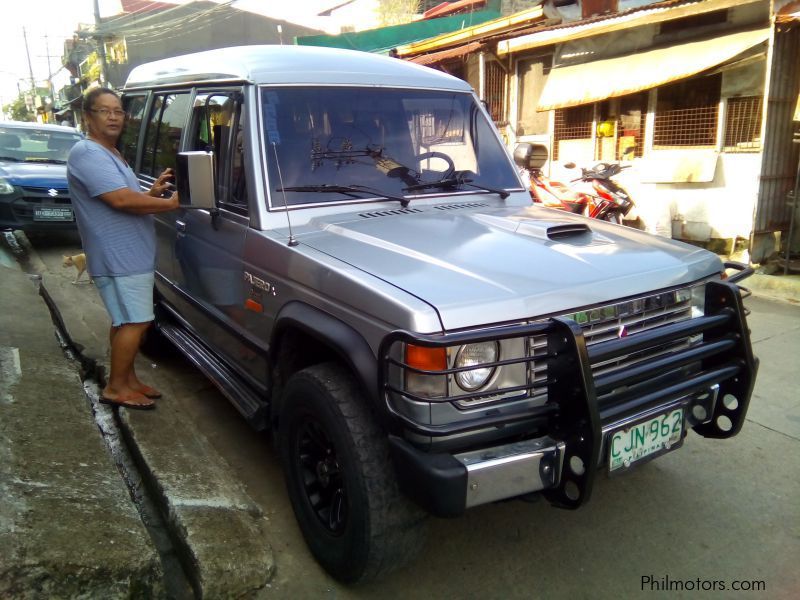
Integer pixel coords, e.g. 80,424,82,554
473,213,595,242
545,223,592,241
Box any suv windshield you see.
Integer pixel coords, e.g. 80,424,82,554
0,127,82,164
261,86,521,207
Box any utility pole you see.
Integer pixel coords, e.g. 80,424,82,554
93,0,109,85
22,26,39,121
22,27,36,94
45,35,56,122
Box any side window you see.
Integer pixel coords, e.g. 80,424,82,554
120,94,147,167
140,92,191,177
189,92,248,213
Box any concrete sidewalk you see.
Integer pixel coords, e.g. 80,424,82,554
1,241,274,597
0,264,162,597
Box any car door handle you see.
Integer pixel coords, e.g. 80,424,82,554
175,220,186,232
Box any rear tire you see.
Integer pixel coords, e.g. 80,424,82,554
139,292,174,359
279,363,427,583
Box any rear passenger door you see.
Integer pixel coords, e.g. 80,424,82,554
171,90,264,385
125,91,193,287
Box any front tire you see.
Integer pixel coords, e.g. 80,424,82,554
279,363,427,583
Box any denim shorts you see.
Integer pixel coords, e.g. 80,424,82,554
93,272,155,326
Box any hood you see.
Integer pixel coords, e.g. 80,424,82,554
299,201,722,331
0,161,68,189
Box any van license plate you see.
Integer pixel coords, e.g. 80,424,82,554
34,206,73,221
608,408,683,472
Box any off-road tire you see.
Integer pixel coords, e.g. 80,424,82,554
279,362,427,583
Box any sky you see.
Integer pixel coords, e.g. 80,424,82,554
0,0,109,105
0,0,339,108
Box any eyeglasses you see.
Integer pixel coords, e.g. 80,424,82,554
89,108,126,118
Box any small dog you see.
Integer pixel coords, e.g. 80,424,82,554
62,253,92,284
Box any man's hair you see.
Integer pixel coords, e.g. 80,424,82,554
83,87,119,113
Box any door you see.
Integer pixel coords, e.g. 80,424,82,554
171,90,265,385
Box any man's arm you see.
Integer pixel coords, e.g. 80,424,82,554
99,188,179,214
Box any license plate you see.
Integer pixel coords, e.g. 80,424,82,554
608,408,683,472
34,206,73,221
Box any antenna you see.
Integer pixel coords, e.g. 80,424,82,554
271,141,298,247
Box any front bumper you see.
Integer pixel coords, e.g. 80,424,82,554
0,189,76,232
385,281,757,517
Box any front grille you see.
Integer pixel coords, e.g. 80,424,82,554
465,288,696,406
11,187,73,221
381,281,751,440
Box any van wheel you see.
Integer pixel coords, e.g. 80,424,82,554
279,363,427,583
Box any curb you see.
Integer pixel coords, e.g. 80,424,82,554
36,269,275,598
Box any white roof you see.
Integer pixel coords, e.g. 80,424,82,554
124,45,472,91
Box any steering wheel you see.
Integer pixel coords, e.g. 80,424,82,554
414,151,456,178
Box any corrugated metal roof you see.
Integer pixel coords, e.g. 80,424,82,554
408,41,483,65
498,0,762,55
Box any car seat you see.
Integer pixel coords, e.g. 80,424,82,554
0,133,22,149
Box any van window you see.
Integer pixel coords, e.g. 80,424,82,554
120,94,147,167
189,92,248,212
141,92,191,177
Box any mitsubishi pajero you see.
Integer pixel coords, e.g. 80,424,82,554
120,45,757,583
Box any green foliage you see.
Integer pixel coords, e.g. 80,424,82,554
377,0,422,26
3,95,35,122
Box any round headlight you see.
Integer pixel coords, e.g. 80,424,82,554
454,342,499,391
0,179,14,195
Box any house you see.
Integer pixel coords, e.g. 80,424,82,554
397,0,800,263
60,0,322,127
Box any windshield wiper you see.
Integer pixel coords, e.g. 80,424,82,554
25,158,67,164
277,184,410,207
0,156,20,162
403,176,509,199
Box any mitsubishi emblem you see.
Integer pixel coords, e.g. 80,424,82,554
47,188,59,197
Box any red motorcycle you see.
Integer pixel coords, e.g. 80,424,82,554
514,143,635,224
570,162,635,224
514,143,591,214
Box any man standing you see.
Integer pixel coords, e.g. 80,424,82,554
67,87,178,410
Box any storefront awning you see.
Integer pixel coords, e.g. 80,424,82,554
536,26,770,111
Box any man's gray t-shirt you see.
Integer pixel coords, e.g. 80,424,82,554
67,139,155,277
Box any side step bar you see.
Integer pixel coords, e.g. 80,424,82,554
157,322,269,430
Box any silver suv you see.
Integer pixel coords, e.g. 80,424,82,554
121,45,757,583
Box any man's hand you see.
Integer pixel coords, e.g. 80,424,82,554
165,191,180,211
149,168,175,197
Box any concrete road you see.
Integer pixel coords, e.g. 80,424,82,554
25,233,800,599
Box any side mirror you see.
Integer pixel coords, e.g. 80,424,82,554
176,151,215,210
513,142,548,169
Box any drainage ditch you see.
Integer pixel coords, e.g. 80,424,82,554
5,231,195,599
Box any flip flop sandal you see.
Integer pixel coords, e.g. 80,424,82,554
100,394,156,410
137,386,162,399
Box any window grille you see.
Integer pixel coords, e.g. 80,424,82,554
617,92,648,159
654,74,721,147
723,96,763,152
485,60,507,125
553,104,593,160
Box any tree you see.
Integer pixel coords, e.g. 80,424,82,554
3,95,35,122
377,0,422,26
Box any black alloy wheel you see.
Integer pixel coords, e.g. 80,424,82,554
280,362,427,583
